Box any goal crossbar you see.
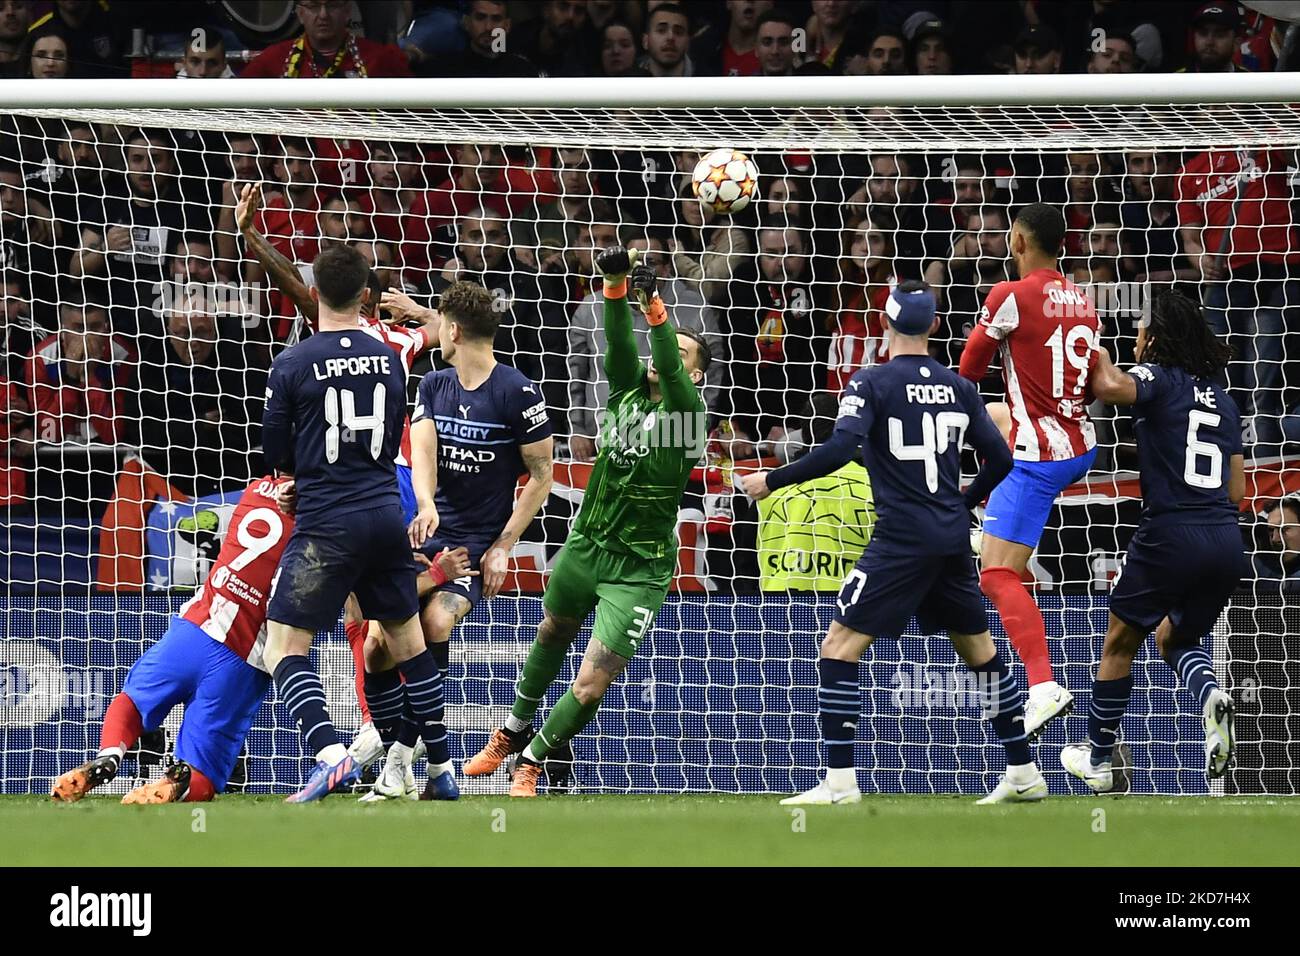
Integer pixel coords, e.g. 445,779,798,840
4,75,1300,151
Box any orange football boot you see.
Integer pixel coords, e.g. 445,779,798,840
509,760,542,798
51,755,120,802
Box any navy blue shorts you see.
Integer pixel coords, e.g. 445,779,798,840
1110,522,1247,639
268,504,419,632
834,544,989,639
984,448,1097,548
419,535,489,610
122,617,270,791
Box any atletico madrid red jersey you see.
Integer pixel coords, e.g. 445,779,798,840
826,283,891,392
960,268,1099,462
1175,148,1300,270
178,476,295,673
359,317,431,468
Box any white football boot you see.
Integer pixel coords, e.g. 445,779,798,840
976,764,1048,804
1203,689,1236,780
1059,743,1114,792
779,776,862,806
1024,681,1074,740
359,742,418,802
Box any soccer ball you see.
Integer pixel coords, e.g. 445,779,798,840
691,148,759,215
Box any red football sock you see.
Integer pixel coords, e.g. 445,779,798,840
979,566,1054,686
184,767,216,802
344,618,371,723
99,693,144,754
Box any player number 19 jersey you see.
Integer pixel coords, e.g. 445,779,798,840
975,268,1099,462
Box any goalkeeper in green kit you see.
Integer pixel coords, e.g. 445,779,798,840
464,246,711,796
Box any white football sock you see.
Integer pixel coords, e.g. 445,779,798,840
1006,762,1039,784
826,767,857,792
505,715,530,734
317,742,348,765
525,738,547,763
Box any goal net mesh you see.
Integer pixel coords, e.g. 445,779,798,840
2,92,1298,796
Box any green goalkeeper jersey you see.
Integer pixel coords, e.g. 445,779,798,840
572,292,706,561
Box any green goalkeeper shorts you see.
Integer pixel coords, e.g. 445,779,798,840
542,529,675,659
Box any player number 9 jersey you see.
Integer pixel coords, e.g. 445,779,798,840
177,476,296,673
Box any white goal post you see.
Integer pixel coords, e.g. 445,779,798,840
2,74,1298,797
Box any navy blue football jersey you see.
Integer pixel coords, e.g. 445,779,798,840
1128,363,1242,527
262,330,408,524
835,355,1008,554
412,363,552,546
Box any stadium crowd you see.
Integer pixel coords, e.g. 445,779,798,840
1,0,1299,590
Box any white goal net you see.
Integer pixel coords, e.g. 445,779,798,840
1,75,1298,796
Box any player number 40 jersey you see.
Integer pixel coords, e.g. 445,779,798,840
177,477,296,674
973,269,1100,463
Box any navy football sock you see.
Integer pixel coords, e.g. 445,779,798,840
971,652,1031,766
396,715,421,748
1087,676,1133,765
364,667,404,746
818,658,860,770
274,655,338,757
1166,644,1218,709
398,651,449,765
430,640,450,677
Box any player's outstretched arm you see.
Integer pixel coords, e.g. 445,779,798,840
482,436,554,599
595,246,645,393
958,284,1011,381
236,182,318,325
408,417,440,548
1088,345,1139,406
636,264,701,414
743,371,872,499
415,547,478,587
380,288,441,348
741,426,860,500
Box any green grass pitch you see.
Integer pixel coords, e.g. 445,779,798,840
5,794,1298,866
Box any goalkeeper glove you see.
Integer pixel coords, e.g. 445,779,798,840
595,246,632,281
628,261,658,313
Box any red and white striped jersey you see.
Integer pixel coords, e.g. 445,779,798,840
358,317,432,467
177,476,295,673
960,268,1099,462
826,283,890,392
